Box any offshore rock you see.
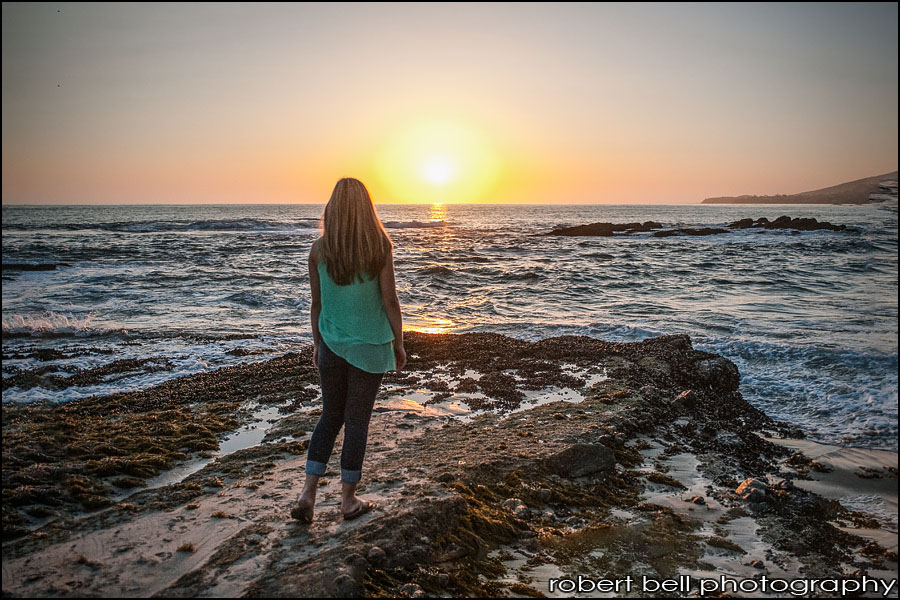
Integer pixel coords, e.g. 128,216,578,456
547,221,663,236
728,216,848,231
652,227,729,237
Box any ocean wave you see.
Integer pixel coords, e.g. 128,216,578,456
1,312,124,338
698,337,898,449
421,265,454,276
2,219,320,233
182,219,318,232
499,270,542,281
223,291,267,307
475,322,666,343
383,220,448,229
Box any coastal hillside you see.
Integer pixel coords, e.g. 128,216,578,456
702,170,898,204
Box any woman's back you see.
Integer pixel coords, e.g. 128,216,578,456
316,255,395,373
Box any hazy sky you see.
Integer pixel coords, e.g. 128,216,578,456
2,2,898,204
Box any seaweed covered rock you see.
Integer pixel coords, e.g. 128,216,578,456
695,356,740,392
542,443,616,478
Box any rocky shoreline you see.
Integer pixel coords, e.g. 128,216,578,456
2,332,897,597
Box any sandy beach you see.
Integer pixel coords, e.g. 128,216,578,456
2,332,896,597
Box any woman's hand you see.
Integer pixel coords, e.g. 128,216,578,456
394,343,407,371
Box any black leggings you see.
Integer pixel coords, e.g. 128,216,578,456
305,340,384,483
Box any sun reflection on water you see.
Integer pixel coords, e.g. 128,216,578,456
429,202,446,223
406,316,455,334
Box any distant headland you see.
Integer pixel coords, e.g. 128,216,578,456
702,171,898,204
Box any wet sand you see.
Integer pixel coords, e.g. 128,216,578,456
2,332,897,597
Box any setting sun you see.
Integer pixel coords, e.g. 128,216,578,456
371,118,502,203
421,156,455,185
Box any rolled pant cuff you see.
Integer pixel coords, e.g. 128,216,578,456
305,459,327,476
341,468,362,483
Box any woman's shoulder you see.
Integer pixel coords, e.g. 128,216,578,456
309,238,322,261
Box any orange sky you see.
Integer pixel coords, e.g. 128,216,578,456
2,3,898,204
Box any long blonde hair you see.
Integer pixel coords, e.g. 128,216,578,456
319,177,392,285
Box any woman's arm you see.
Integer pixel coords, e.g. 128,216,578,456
308,241,322,367
379,248,406,370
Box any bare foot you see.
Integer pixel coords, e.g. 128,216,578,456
291,496,314,523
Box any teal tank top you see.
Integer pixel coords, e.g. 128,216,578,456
317,262,396,373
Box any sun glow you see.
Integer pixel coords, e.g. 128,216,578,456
372,119,501,203
406,316,455,334
422,156,455,185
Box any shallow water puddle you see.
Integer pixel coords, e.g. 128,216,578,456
217,403,285,455
378,365,609,423
116,401,290,497
375,392,458,417
489,546,576,598
511,386,588,414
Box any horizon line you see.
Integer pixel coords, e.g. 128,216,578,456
2,201,716,207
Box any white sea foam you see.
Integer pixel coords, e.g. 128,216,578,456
383,220,448,228
1,312,108,337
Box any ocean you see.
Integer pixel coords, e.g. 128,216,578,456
2,202,897,451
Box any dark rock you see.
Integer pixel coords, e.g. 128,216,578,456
672,389,697,410
390,544,430,569
727,216,848,232
652,228,729,237
547,221,663,236
748,501,769,513
333,572,364,597
730,218,754,229
689,495,706,505
736,478,768,502
749,559,765,569
399,583,426,598
365,545,386,567
695,357,740,392
501,498,529,519
542,443,615,477
772,215,792,227
345,552,368,568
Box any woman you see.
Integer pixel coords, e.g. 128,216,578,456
291,177,406,523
